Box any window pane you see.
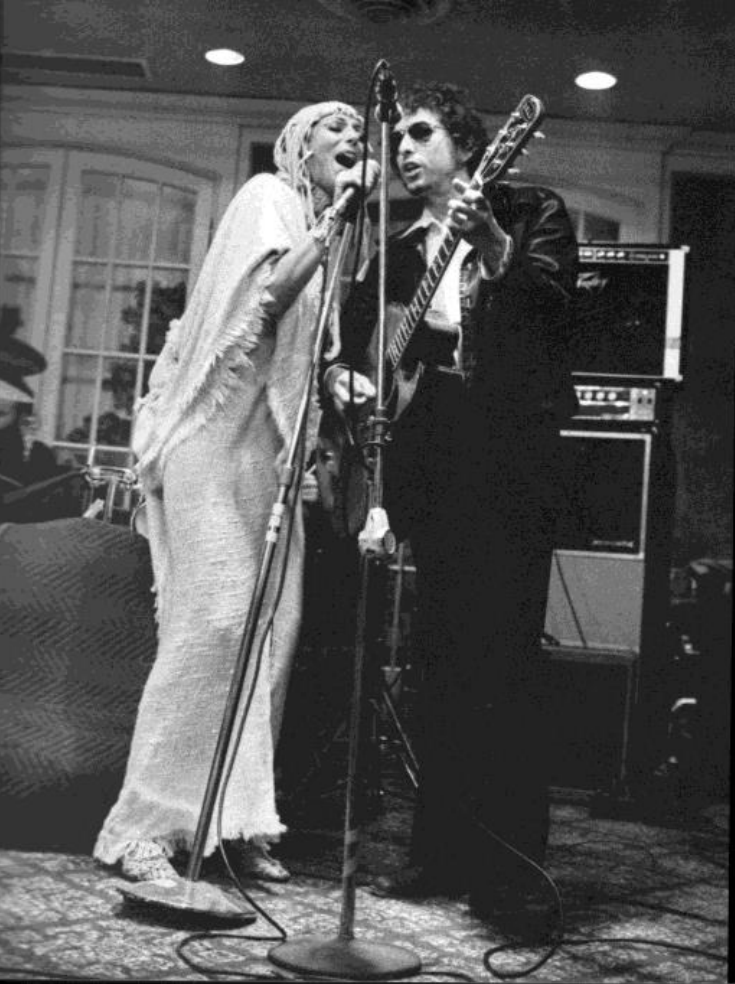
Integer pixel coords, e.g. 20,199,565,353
141,357,156,396
93,448,134,468
55,446,87,470
60,446,133,470
147,270,187,355
57,353,100,443
77,172,118,259
98,357,136,446
156,185,196,264
0,256,38,343
116,178,156,262
0,167,10,250
3,166,51,253
66,261,107,349
109,265,149,354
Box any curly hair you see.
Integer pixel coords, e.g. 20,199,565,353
392,81,488,175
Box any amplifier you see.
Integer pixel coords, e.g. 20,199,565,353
545,644,638,789
573,244,688,380
573,380,658,422
571,374,676,427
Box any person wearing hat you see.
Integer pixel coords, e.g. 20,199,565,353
0,305,60,497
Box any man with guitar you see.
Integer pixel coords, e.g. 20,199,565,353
323,81,578,930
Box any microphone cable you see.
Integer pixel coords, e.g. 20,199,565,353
469,808,727,980
463,809,566,979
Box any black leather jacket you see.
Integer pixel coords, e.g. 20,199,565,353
332,183,579,427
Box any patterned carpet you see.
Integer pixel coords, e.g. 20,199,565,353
0,790,728,982
0,521,729,980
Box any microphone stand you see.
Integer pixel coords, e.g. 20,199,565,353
269,63,422,981
119,204,360,925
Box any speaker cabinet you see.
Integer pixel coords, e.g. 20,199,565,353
574,245,688,380
546,646,638,790
544,420,676,787
548,553,645,653
546,429,655,652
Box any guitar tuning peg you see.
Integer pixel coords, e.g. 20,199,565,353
520,148,530,155
507,167,521,175
533,131,546,139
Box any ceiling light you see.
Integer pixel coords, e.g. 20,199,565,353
575,71,617,91
205,49,245,67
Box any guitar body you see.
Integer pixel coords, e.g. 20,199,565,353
314,402,371,538
377,302,460,422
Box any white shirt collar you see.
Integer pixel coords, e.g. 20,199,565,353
397,205,445,239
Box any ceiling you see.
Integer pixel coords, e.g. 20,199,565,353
2,0,734,134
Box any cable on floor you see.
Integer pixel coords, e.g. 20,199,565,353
482,935,728,981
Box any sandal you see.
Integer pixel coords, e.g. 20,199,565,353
231,837,291,883
120,840,180,883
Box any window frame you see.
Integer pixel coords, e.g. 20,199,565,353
38,151,214,453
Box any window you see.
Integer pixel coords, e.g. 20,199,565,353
250,142,276,176
25,152,214,469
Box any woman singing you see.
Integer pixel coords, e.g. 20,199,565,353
94,101,376,884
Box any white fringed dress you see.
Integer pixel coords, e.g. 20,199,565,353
95,173,323,863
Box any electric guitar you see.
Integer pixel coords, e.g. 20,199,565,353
317,95,545,535
382,93,545,421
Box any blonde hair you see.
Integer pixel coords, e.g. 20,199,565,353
273,101,364,227
274,101,372,360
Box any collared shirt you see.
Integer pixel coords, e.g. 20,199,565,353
396,207,513,372
398,208,471,327
398,208,472,366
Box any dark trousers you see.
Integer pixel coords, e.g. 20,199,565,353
385,373,563,891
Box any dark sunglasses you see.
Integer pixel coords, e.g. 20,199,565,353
390,121,447,152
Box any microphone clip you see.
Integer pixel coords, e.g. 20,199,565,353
375,63,402,126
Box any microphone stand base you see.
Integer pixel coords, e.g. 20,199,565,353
268,934,421,981
118,877,256,925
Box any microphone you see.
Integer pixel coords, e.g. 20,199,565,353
374,62,402,125
333,159,380,219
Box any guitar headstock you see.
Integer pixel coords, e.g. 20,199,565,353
474,94,545,190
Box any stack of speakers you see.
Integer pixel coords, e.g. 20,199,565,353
544,244,688,793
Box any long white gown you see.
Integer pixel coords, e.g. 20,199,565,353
95,173,323,863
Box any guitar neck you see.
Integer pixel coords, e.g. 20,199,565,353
386,225,461,370
384,94,544,374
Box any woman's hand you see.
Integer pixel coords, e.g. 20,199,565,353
334,159,381,206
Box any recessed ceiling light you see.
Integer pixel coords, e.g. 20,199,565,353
575,71,617,91
205,48,245,66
